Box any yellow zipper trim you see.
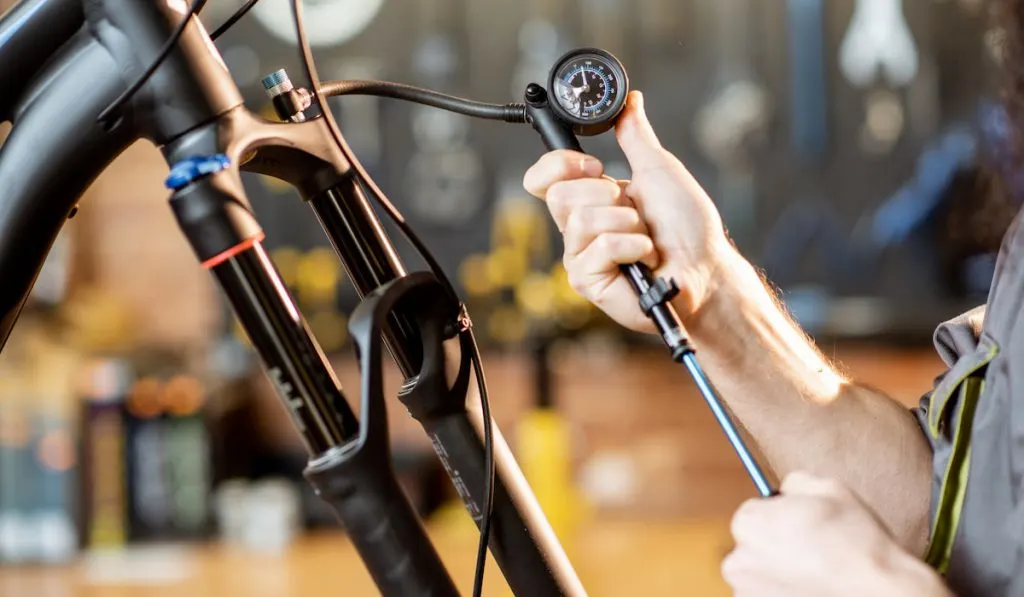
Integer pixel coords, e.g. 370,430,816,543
928,345,998,438
924,376,984,574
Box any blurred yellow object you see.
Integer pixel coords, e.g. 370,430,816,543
307,310,348,352
558,306,593,331
459,254,495,297
296,247,342,306
430,500,482,538
271,246,303,288
515,273,557,319
548,264,594,329
487,305,526,344
550,264,590,307
494,198,551,263
516,408,589,551
88,409,127,547
486,247,528,289
232,317,252,347
62,286,136,353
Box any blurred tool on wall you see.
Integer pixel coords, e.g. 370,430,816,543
694,0,772,254
760,98,1003,337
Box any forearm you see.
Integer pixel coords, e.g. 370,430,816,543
678,245,933,554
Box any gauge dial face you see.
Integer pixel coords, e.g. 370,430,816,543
551,52,624,123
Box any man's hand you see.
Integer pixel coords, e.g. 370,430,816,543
522,90,733,332
723,472,951,597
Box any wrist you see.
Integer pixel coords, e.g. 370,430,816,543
871,547,952,597
671,237,754,331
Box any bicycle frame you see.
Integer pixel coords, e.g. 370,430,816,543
0,1,585,594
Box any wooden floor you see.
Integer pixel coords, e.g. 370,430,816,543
0,512,734,596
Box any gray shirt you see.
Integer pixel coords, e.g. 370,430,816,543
912,210,1024,596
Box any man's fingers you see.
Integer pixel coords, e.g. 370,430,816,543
614,91,665,175
546,177,628,231
730,497,770,543
720,548,746,587
523,149,604,198
563,206,648,257
565,233,656,298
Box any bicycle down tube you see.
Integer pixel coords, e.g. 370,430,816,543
0,1,584,595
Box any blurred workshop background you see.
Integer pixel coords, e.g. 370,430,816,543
0,0,1006,594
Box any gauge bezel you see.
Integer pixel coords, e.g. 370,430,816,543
546,47,629,136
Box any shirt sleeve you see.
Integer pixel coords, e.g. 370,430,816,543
909,371,948,453
911,305,985,450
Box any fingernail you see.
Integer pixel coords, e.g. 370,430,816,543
634,91,645,111
581,156,603,176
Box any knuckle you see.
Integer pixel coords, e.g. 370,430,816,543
729,497,770,540
565,267,587,296
562,252,574,274
548,180,580,209
550,151,578,178
593,233,615,254
730,499,756,537
622,206,642,228
720,551,742,585
593,234,614,256
600,178,624,201
564,208,585,233
546,180,567,205
522,170,539,195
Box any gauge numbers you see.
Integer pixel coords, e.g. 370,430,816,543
551,53,623,122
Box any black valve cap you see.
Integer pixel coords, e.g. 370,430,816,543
525,83,546,104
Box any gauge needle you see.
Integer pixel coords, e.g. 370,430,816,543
572,72,586,98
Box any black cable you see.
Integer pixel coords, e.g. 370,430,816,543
289,3,458,302
211,0,261,40
97,0,209,128
320,79,527,123
466,327,493,597
289,2,496,594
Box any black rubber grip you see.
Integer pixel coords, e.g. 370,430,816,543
305,448,459,597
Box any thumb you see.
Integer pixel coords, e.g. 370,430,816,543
614,91,665,173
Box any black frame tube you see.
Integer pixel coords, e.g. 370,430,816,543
0,25,137,352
